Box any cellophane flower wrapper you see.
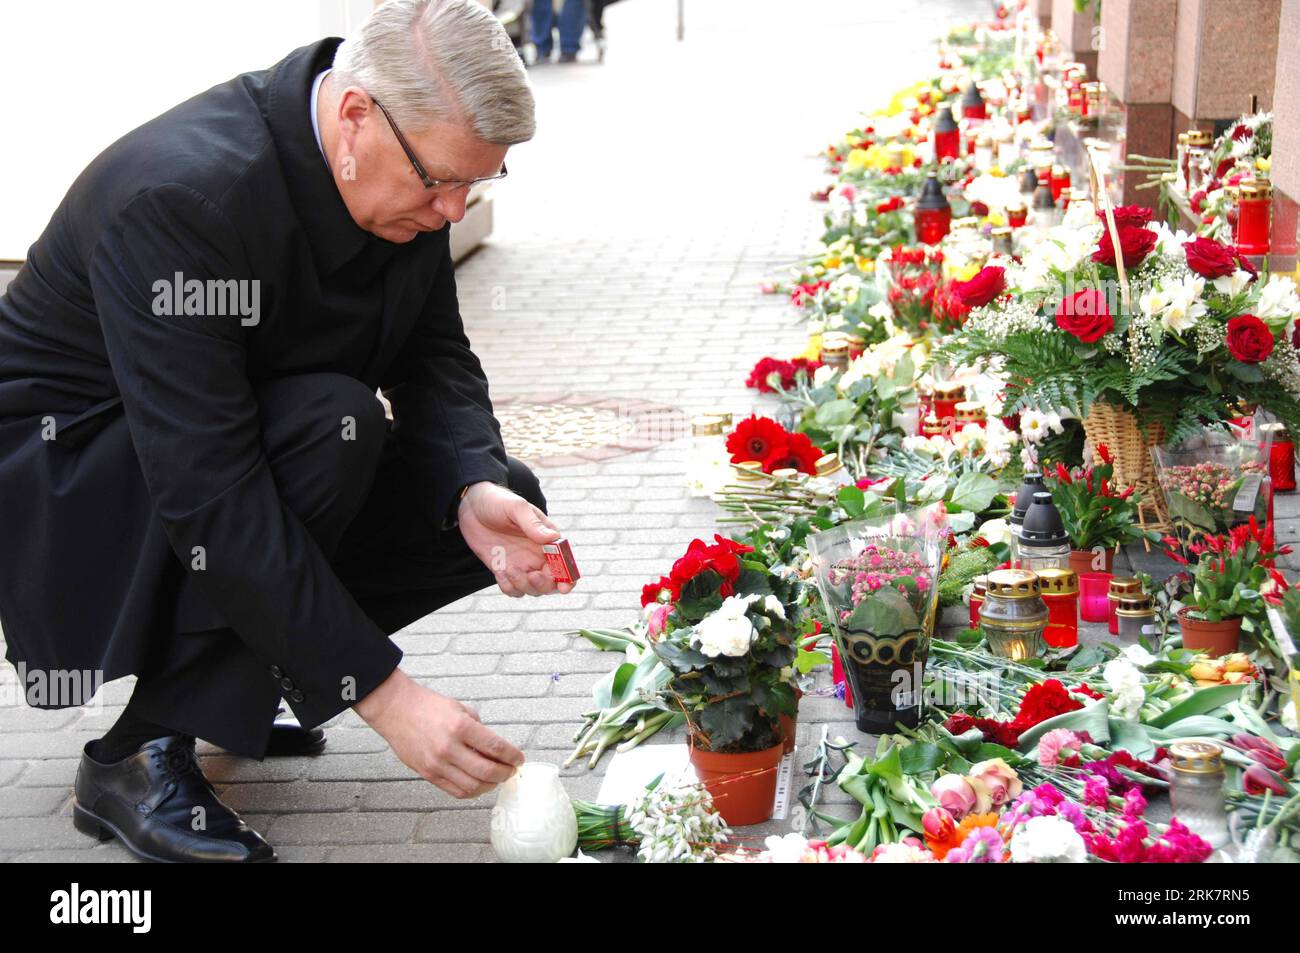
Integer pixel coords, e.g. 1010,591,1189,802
808,503,948,733
1153,418,1274,560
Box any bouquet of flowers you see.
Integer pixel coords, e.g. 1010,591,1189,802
807,504,947,732
933,205,1300,446
1153,424,1272,556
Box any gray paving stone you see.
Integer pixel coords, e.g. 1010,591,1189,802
263,812,420,846
327,843,491,863
0,786,70,817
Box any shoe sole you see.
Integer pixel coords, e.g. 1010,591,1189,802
73,801,277,863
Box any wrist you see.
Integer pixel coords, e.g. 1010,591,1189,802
355,666,412,730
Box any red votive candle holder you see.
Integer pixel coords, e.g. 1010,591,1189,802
1036,568,1079,648
969,575,988,629
1079,572,1112,624
1271,435,1296,492
1235,180,1272,257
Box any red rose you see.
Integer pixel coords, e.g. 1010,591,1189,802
1226,314,1275,364
1183,236,1237,279
953,265,1007,308
875,195,904,214
1092,224,1159,269
726,415,787,462
1096,205,1153,229
1054,288,1114,343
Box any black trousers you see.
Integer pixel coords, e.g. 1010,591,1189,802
124,373,544,758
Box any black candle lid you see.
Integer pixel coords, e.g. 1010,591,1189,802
1019,491,1069,543
1018,167,1038,193
961,81,984,109
917,173,950,211
934,102,958,133
1010,473,1045,526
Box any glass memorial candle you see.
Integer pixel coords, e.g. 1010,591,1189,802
1079,571,1114,623
980,570,1049,660
1106,576,1143,633
1036,568,1079,648
932,103,960,161
916,172,953,244
1235,180,1272,257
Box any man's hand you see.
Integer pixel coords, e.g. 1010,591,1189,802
355,668,524,799
458,481,576,597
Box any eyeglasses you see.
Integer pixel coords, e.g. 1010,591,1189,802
371,96,508,193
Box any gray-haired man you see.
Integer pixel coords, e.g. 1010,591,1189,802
0,0,569,862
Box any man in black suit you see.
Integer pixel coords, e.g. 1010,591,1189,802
0,0,571,862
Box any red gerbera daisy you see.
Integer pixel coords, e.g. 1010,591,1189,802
725,415,788,463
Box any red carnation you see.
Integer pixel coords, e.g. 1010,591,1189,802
1096,205,1154,229
953,265,1007,308
1226,314,1275,364
876,195,905,214
1183,236,1237,279
1054,288,1114,343
1092,224,1159,269
726,415,787,463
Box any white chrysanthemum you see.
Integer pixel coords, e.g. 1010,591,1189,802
1009,815,1087,863
1255,276,1300,320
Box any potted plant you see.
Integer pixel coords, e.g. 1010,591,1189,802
1165,517,1291,656
1044,444,1160,573
643,535,804,826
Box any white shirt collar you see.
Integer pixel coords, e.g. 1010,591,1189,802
310,69,331,167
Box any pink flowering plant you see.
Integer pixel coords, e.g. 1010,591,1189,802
809,505,948,732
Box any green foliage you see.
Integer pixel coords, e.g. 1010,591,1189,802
937,547,1000,608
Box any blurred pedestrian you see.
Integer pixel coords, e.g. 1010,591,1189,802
532,0,585,63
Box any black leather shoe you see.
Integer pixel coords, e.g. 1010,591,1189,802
73,735,276,863
264,709,326,757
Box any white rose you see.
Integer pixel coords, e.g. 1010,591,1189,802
694,613,756,658
1009,815,1087,863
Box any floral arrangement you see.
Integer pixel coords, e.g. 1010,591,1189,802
1044,443,1159,551
934,206,1300,444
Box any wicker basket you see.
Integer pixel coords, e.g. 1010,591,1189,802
1081,401,1168,533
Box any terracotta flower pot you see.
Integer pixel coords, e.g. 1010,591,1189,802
689,740,784,827
1069,548,1114,575
780,688,803,754
1177,608,1243,657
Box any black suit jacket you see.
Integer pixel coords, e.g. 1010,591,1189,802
0,39,510,727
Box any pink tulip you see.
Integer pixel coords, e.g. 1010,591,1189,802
923,807,956,841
